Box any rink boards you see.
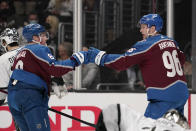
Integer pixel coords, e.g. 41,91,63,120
0,92,195,131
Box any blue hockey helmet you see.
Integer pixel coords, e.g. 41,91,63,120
139,14,163,32
23,24,46,42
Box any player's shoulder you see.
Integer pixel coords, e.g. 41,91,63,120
0,48,19,61
0,53,13,65
151,35,176,45
135,35,175,49
0,53,8,62
133,39,153,52
22,44,53,61
147,35,172,45
24,44,48,50
151,35,180,48
23,44,50,54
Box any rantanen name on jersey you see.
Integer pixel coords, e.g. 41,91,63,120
159,41,176,50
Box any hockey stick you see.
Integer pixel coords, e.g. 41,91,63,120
0,88,8,94
48,108,96,128
0,89,96,128
0,99,96,128
0,87,8,90
0,87,8,94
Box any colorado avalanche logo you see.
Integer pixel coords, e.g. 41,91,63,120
127,48,136,53
48,54,54,59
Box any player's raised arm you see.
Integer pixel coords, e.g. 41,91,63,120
23,45,89,77
88,46,145,71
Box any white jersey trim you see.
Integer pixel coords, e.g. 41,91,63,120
21,48,73,69
105,38,175,65
146,80,187,91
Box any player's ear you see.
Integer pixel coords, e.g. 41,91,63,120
2,40,7,46
150,26,156,33
32,35,39,41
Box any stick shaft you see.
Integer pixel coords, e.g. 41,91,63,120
0,89,96,128
48,108,96,128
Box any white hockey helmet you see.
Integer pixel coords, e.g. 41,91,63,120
0,28,19,51
163,109,190,129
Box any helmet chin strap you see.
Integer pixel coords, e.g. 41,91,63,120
146,28,157,37
32,36,42,44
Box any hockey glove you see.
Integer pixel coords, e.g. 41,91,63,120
52,83,68,99
88,47,106,66
71,51,89,66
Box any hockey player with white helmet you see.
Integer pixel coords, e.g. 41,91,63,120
0,28,21,104
96,104,194,131
0,28,21,131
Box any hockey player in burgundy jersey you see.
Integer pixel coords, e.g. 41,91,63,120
7,24,88,131
88,14,189,119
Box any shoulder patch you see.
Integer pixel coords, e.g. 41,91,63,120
127,48,136,53
48,54,54,59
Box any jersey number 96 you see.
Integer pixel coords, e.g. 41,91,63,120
162,50,183,77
